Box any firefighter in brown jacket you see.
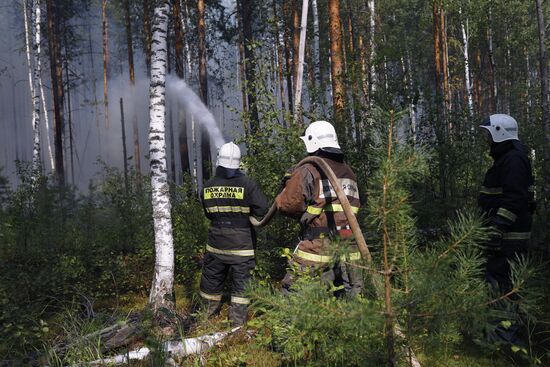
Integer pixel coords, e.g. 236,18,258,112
276,120,363,297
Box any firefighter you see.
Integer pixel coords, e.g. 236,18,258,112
276,120,363,297
199,142,268,327
478,114,535,344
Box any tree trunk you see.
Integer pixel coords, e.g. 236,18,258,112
124,0,135,83
487,6,497,112
46,0,65,186
197,0,211,182
144,0,153,72
292,0,300,86
272,0,286,115
283,0,294,114
173,0,184,79
64,39,75,186
102,0,109,128
148,0,175,316
24,0,42,177
311,0,320,90
182,0,196,186
536,0,550,210
88,30,102,160
124,0,142,180
328,0,345,132
119,98,129,193
237,0,261,134
441,8,451,122
293,0,308,125
368,0,376,99
433,0,446,199
459,6,474,119
172,0,189,178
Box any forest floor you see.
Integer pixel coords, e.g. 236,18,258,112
92,285,524,367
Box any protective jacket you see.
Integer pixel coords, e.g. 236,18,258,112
276,152,361,266
478,140,535,243
201,166,269,264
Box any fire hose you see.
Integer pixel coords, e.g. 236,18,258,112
249,156,372,266
248,156,421,366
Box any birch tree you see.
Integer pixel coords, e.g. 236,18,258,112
24,0,41,178
148,0,175,316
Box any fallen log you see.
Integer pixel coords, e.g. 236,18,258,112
68,327,241,366
51,314,142,357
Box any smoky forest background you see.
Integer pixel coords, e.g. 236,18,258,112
2,0,550,366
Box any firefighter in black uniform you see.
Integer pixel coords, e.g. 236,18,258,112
199,142,268,327
478,114,535,343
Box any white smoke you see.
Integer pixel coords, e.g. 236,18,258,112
166,75,225,149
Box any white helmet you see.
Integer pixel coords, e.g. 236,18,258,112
300,120,341,154
479,114,519,143
216,142,241,169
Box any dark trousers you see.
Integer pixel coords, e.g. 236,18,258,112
199,253,255,326
484,241,528,344
282,260,363,298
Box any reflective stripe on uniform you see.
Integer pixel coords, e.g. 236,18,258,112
230,296,250,305
306,204,359,215
295,249,361,263
480,186,503,195
341,252,361,261
306,206,324,215
502,232,531,240
206,244,255,257
325,204,360,213
497,207,518,222
200,291,222,301
205,206,251,214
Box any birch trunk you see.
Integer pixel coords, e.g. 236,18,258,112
311,0,320,89
368,0,376,97
293,0,308,125
148,0,175,314
24,0,42,177
459,6,474,119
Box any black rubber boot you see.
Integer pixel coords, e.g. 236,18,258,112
229,303,248,327
206,300,222,318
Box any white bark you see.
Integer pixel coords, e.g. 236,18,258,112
148,0,175,312
293,0,309,123
459,6,473,119
311,0,320,87
32,0,42,175
24,0,42,176
368,0,377,95
66,328,241,367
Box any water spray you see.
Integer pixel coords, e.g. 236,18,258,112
166,75,225,149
